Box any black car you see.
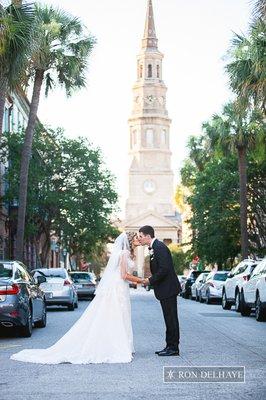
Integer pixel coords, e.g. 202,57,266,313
181,270,209,298
0,261,47,337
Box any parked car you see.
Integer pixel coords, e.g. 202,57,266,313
240,258,266,321
31,268,78,311
191,272,209,301
222,259,258,311
69,271,96,299
0,261,47,337
180,270,208,298
199,271,229,304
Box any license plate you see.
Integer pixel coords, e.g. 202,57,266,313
75,284,83,289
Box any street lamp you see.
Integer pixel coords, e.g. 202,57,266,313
62,248,67,269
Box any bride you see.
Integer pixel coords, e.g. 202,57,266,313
10,232,144,364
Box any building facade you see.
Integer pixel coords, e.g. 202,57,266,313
0,90,29,260
124,0,181,276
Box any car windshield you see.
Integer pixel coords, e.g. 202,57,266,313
70,273,91,282
213,273,228,281
35,269,66,279
0,263,13,279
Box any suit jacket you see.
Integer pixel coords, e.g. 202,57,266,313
148,239,181,300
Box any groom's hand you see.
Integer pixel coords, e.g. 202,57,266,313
142,278,150,286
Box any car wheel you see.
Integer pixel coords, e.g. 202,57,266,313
255,293,266,322
206,290,212,304
74,300,78,309
222,291,231,310
20,307,33,337
240,291,251,317
195,290,199,302
235,291,241,312
35,304,47,328
68,301,75,311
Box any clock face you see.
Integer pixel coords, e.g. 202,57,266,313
146,95,156,104
143,179,156,194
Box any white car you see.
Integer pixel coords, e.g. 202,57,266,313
191,272,209,301
240,258,266,321
221,259,258,311
199,271,229,304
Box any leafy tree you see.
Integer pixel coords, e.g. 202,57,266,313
1,127,118,266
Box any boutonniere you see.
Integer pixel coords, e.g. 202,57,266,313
149,249,154,260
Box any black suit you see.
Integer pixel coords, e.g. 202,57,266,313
148,239,181,350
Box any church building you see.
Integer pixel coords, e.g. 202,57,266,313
123,0,182,275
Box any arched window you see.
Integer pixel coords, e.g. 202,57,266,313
148,64,152,78
157,65,160,78
139,65,143,79
146,129,154,147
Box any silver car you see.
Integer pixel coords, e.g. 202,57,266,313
69,272,96,299
31,268,78,311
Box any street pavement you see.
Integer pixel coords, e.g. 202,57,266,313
0,287,265,400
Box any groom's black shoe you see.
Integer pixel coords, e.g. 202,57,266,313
158,347,180,356
155,346,168,355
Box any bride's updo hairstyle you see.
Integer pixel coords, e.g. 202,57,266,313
126,231,137,260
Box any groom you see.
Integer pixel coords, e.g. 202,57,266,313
139,225,181,356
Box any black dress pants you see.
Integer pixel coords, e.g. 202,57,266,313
159,295,180,350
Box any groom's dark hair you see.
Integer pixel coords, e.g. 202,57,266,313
139,225,155,238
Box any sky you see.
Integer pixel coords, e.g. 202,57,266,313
36,0,252,217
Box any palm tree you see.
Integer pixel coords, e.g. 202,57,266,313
226,16,266,114
205,102,264,259
0,1,34,137
15,4,95,261
252,0,266,21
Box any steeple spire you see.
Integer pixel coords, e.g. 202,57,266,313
142,0,158,50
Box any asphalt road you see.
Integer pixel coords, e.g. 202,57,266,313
0,288,265,400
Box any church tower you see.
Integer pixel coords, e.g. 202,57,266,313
124,0,181,265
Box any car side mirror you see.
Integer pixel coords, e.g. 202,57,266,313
227,273,233,278
37,275,46,285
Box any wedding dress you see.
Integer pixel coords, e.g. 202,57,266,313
10,233,135,364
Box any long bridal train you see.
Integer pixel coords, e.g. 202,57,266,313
10,234,136,365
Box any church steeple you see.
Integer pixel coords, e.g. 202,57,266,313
142,0,158,50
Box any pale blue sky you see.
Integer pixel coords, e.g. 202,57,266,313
37,0,252,215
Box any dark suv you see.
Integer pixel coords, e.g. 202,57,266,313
0,261,47,337
181,270,208,299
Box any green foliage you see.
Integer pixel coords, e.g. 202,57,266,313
226,18,266,113
168,244,190,275
28,4,96,96
1,126,118,263
0,2,35,90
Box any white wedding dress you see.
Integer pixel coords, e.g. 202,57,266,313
10,234,135,364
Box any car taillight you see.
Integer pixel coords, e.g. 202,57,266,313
0,284,20,295
243,275,249,281
208,282,215,287
64,280,71,286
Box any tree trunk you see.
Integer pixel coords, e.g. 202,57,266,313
15,69,44,261
237,145,249,260
0,86,6,139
